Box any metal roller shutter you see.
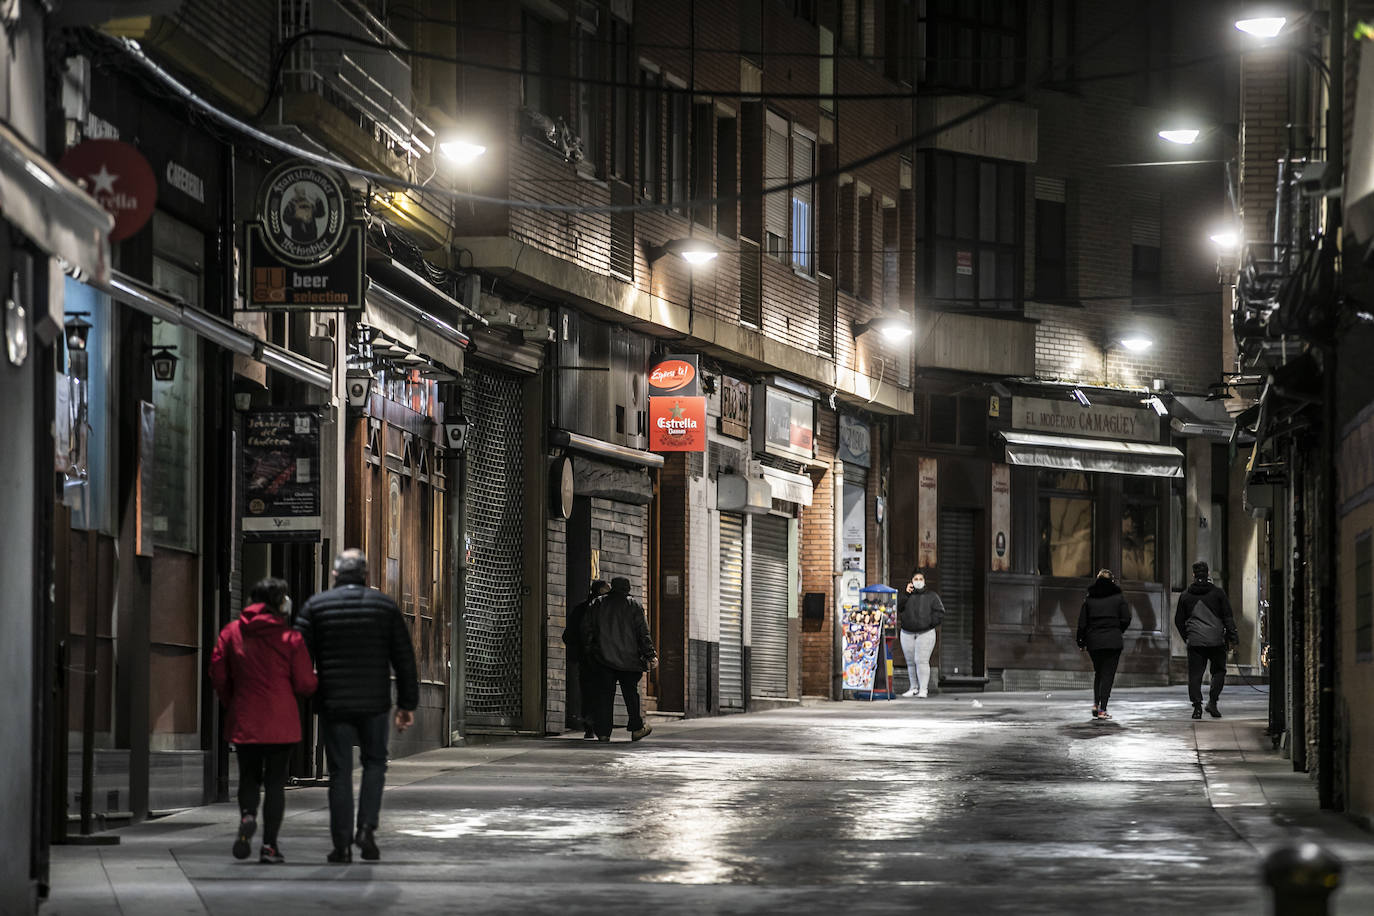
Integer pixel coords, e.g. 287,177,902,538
938,508,976,677
750,514,790,698
462,369,525,727
719,513,745,710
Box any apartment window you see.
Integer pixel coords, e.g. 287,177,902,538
638,68,661,201
574,16,601,171
928,394,957,444
740,0,763,66
1121,477,1158,581
841,0,876,60
791,129,815,272
1037,470,1093,578
918,151,1023,312
819,27,835,114
716,113,738,237
882,202,899,308
1132,244,1161,300
858,187,874,299
667,80,690,212
1034,177,1067,300
765,112,789,258
1358,531,1372,662
1045,0,1076,84
610,19,632,180
692,103,715,227
885,0,915,84
522,12,556,116
920,0,1025,92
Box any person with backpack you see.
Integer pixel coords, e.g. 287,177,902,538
1076,569,1132,720
562,579,610,739
209,577,317,864
1174,560,1239,719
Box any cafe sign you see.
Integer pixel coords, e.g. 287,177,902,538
648,353,699,396
1012,395,1159,443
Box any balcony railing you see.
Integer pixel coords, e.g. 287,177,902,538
278,0,434,162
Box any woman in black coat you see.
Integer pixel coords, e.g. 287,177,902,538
1076,569,1132,719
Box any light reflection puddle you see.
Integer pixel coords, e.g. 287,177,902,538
398,810,623,841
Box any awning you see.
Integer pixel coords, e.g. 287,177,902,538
1001,430,1183,478
0,119,112,286
549,428,664,469
760,465,815,505
364,280,468,373
102,271,332,391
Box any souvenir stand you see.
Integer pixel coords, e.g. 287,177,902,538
841,584,899,700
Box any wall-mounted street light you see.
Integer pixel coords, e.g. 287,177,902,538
1235,16,1288,38
1118,335,1153,353
1159,128,1203,145
647,237,720,266
852,310,914,342
1069,387,1092,408
150,345,180,382
439,137,487,166
442,414,472,453
1209,228,1241,250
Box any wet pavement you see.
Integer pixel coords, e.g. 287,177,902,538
43,687,1374,914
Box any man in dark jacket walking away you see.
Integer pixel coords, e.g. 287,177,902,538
562,579,610,739
1076,569,1132,720
296,549,419,863
1174,560,1238,720
896,570,944,697
582,576,657,742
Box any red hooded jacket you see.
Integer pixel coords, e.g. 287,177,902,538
210,603,317,745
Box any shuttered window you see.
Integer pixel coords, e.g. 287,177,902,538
765,112,789,259
719,513,746,709
791,130,815,272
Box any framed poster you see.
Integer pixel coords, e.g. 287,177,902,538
241,408,321,542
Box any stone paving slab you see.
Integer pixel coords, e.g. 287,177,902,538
42,688,1374,915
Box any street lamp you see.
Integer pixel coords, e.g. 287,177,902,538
1210,228,1241,250
647,237,720,266
1159,128,1203,145
150,345,179,382
439,137,487,166
852,310,914,342
64,312,92,380
1235,16,1288,38
1118,335,1153,353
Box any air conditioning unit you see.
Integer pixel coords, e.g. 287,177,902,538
717,474,771,514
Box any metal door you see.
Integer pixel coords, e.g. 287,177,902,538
718,512,745,710
750,514,790,698
938,508,976,677
462,370,525,727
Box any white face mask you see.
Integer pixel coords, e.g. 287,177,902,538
912,580,925,591
280,596,293,616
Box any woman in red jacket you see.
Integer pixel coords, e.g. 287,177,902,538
210,577,317,863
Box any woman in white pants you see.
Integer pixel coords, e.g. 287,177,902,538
896,570,945,697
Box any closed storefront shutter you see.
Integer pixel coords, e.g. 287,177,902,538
719,512,745,710
750,514,790,698
462,368,525,727
938,508,976,677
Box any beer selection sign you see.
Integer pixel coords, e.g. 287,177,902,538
648,354,705,452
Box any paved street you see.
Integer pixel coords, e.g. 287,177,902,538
44,687,1374,915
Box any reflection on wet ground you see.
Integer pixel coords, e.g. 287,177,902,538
44,687,1374,915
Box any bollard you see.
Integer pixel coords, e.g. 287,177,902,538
1263,842,1342,916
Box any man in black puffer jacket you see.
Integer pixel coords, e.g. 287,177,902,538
296,549,418,864
1174,560,1238,720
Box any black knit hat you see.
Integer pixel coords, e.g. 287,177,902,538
1192,561,1209,581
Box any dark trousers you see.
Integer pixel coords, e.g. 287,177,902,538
1187,645,1229,706
586,663,643,738
322,711,391,850
1089,648,1122,710
236,743,292,846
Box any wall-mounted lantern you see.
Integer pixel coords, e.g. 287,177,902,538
150,345,179,382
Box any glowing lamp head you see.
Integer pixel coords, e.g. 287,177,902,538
1158,129,1202,145
1119,336,1153,353
1235,17,1287,38
439,139,487,165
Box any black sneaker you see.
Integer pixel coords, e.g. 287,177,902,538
631,725,653,741
327,845,352,864
1191,704,1203,720
1206,702,1222,719
259,844,284,864
355,826,380,861
232,815,256,860
596,736,610,743
583,729,595,740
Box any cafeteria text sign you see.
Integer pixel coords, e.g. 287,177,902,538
1012,396,1159,443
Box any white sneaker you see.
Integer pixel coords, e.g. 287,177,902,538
900,688,918,697
916,691,928,698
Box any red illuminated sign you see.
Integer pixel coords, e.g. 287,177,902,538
59,139,157,242
648,354,699,395
648,396,706,452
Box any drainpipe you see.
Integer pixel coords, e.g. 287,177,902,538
1317,0,1343,812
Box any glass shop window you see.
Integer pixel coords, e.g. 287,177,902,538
1037,469,1093,578
1120,476,1158,581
